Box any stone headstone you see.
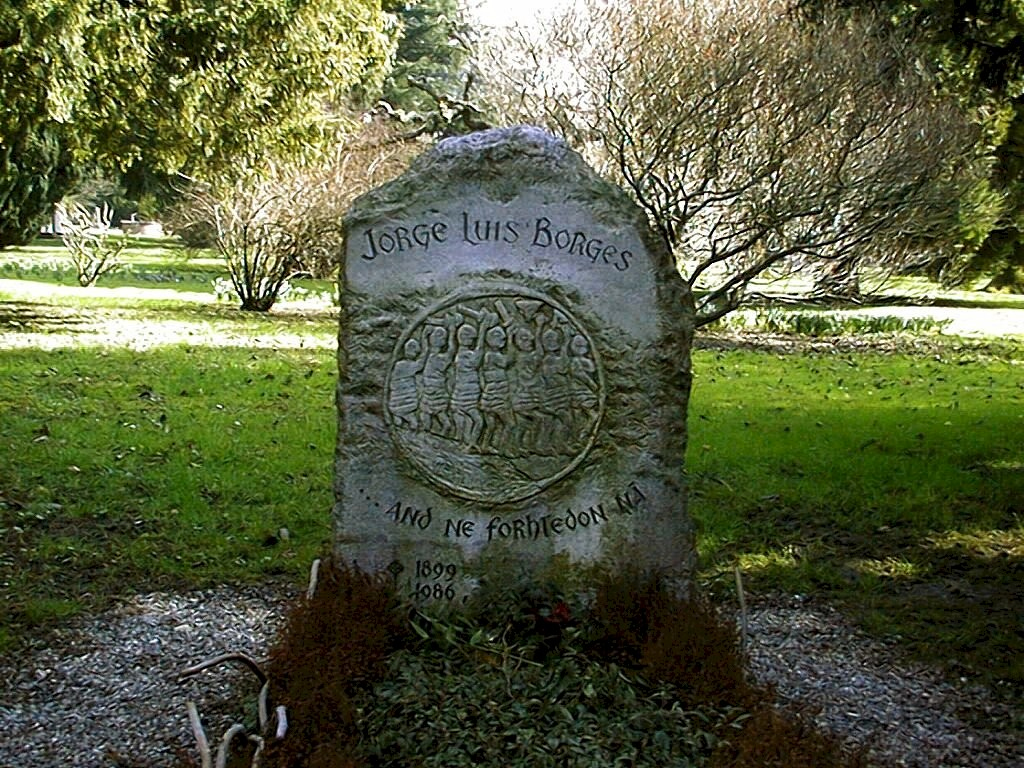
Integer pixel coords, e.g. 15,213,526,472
334,126,695,606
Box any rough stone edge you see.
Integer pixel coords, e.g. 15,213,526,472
336,125,698,590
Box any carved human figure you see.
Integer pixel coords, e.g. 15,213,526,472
419,320,456,437
389,337,425,429
509,324,544,455
538,324,572,454
567,333,599,440
450,320,485,447
479,324,512,450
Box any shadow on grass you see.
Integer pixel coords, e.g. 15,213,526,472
0,294,338,336
690,344,1023,696
0,300,89,332
698,474,1024,696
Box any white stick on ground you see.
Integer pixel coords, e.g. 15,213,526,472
307,557,322,599
734,566,749,652
274,705,289,740
186,701,212,768
249,735,265,768
215,724,247,768
258,680,270,731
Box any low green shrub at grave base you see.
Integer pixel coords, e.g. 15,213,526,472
362,652,727,767
245,563,862,768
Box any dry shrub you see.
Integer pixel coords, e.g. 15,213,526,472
590,571,872,767
261,559,407,768
710,706,869,768
587,567,668,662
589,570,756,707
641,595,758,709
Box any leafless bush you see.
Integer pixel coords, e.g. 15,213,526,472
178,121,423,311
59,201,126,287
479,0,985,321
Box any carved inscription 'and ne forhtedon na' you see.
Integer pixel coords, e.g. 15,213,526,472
335,126,696,606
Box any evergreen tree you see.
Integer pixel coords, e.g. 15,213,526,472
802,0,1024,289
0,1,398,247
382,0,471,116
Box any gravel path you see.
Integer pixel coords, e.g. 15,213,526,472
0,586,1019,768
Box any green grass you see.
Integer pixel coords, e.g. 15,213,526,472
1,271,1022,697
0,343,337,641
688,344,1024,689
0,236,336,300
714,308,953,336
0,235,222,292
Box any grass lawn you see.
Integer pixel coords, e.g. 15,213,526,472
689,343,1023,690
0,235,222,293
1,244,1022,703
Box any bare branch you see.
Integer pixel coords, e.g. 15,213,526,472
249,735,266,768
478,0,982,313
178,652,268,686
186,701,212,768
215,724,247,768
258,680,270,732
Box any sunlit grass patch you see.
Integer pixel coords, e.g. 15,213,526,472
0,236,337,304
848,557,929,580
0,344,338,636
689,343,1024,686
927,526,1024,559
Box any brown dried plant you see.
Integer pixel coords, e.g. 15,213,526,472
589,569,758,707
260,559,407,768
588,569,871,766
709,706,870,768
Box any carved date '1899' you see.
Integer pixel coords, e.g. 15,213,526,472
411,559,458,601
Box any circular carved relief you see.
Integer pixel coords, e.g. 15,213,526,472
384,285,605,504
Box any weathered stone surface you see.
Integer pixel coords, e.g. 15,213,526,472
334,126,695,605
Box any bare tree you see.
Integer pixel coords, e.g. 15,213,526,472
478,0,985,323
59,201,126,287
177,119,423,311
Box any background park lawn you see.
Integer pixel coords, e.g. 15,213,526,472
0,238,1021,699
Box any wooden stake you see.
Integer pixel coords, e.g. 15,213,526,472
186,701,212,768
734,566,749,653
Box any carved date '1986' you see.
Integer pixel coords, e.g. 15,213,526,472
411,559,459,601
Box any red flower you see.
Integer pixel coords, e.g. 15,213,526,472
550,601,571,623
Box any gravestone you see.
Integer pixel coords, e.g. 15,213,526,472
334,126,695,605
